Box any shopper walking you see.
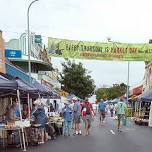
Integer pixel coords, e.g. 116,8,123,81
115,96,127,132
98,99,107,124
81,98,94,136
32,101,48,144
62,102,73,136
72,97,82,135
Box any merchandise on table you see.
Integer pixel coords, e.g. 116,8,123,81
49,116,64,124
134,117,149,126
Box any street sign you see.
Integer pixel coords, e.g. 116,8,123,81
5,49,22,58
35,35,42,43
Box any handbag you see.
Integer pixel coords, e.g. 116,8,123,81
123,117,128,126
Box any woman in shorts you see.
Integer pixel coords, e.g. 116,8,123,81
82,99,94,136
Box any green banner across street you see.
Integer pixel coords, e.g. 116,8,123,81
48,37,152,61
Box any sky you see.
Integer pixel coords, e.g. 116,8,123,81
1,0,150,87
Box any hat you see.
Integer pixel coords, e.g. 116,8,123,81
67,98,71,101
72,97,78,100
64,100,70,105
33,99,41,105
85,97,88,101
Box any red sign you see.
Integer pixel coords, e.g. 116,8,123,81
133,85,143,95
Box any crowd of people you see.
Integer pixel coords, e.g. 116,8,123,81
62,97,95,136
62,95,127,136
1,95,127,147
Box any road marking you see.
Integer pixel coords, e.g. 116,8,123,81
110,130,115,135
125,128,136,131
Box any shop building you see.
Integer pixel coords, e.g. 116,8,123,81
5,31,60,89
144,61,152,90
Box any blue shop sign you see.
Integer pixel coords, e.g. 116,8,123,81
5,49,22,58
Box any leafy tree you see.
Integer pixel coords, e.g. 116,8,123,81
96,83,127,102
60,59,95,99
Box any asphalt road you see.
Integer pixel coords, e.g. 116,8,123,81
1,115,152,152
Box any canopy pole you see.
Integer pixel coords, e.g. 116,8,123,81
137,101,139,117
17,90,22,122
131,102,133,117
10,97,13,105
135,101,137,117
126,61,130,104
138,101,140,117
27,93,30,119
17,90,27,151
138,101,139,117
47,96,50,117
38,93,42,102
38,92,40,99
139,101,142,117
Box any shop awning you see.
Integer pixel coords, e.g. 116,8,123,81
51,91,61,99
0,74,55,98
0,75,18,97
0,74,39,97
15,78,39,93
138,89,152,102
0,75,18,90
32,81,53,96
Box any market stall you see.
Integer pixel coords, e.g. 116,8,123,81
149,102,152,127
0,75,47,151
135,89,152,126
0,74,63,150
0,76,27,151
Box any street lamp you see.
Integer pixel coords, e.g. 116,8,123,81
27,0,39,83
126,61,130,103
